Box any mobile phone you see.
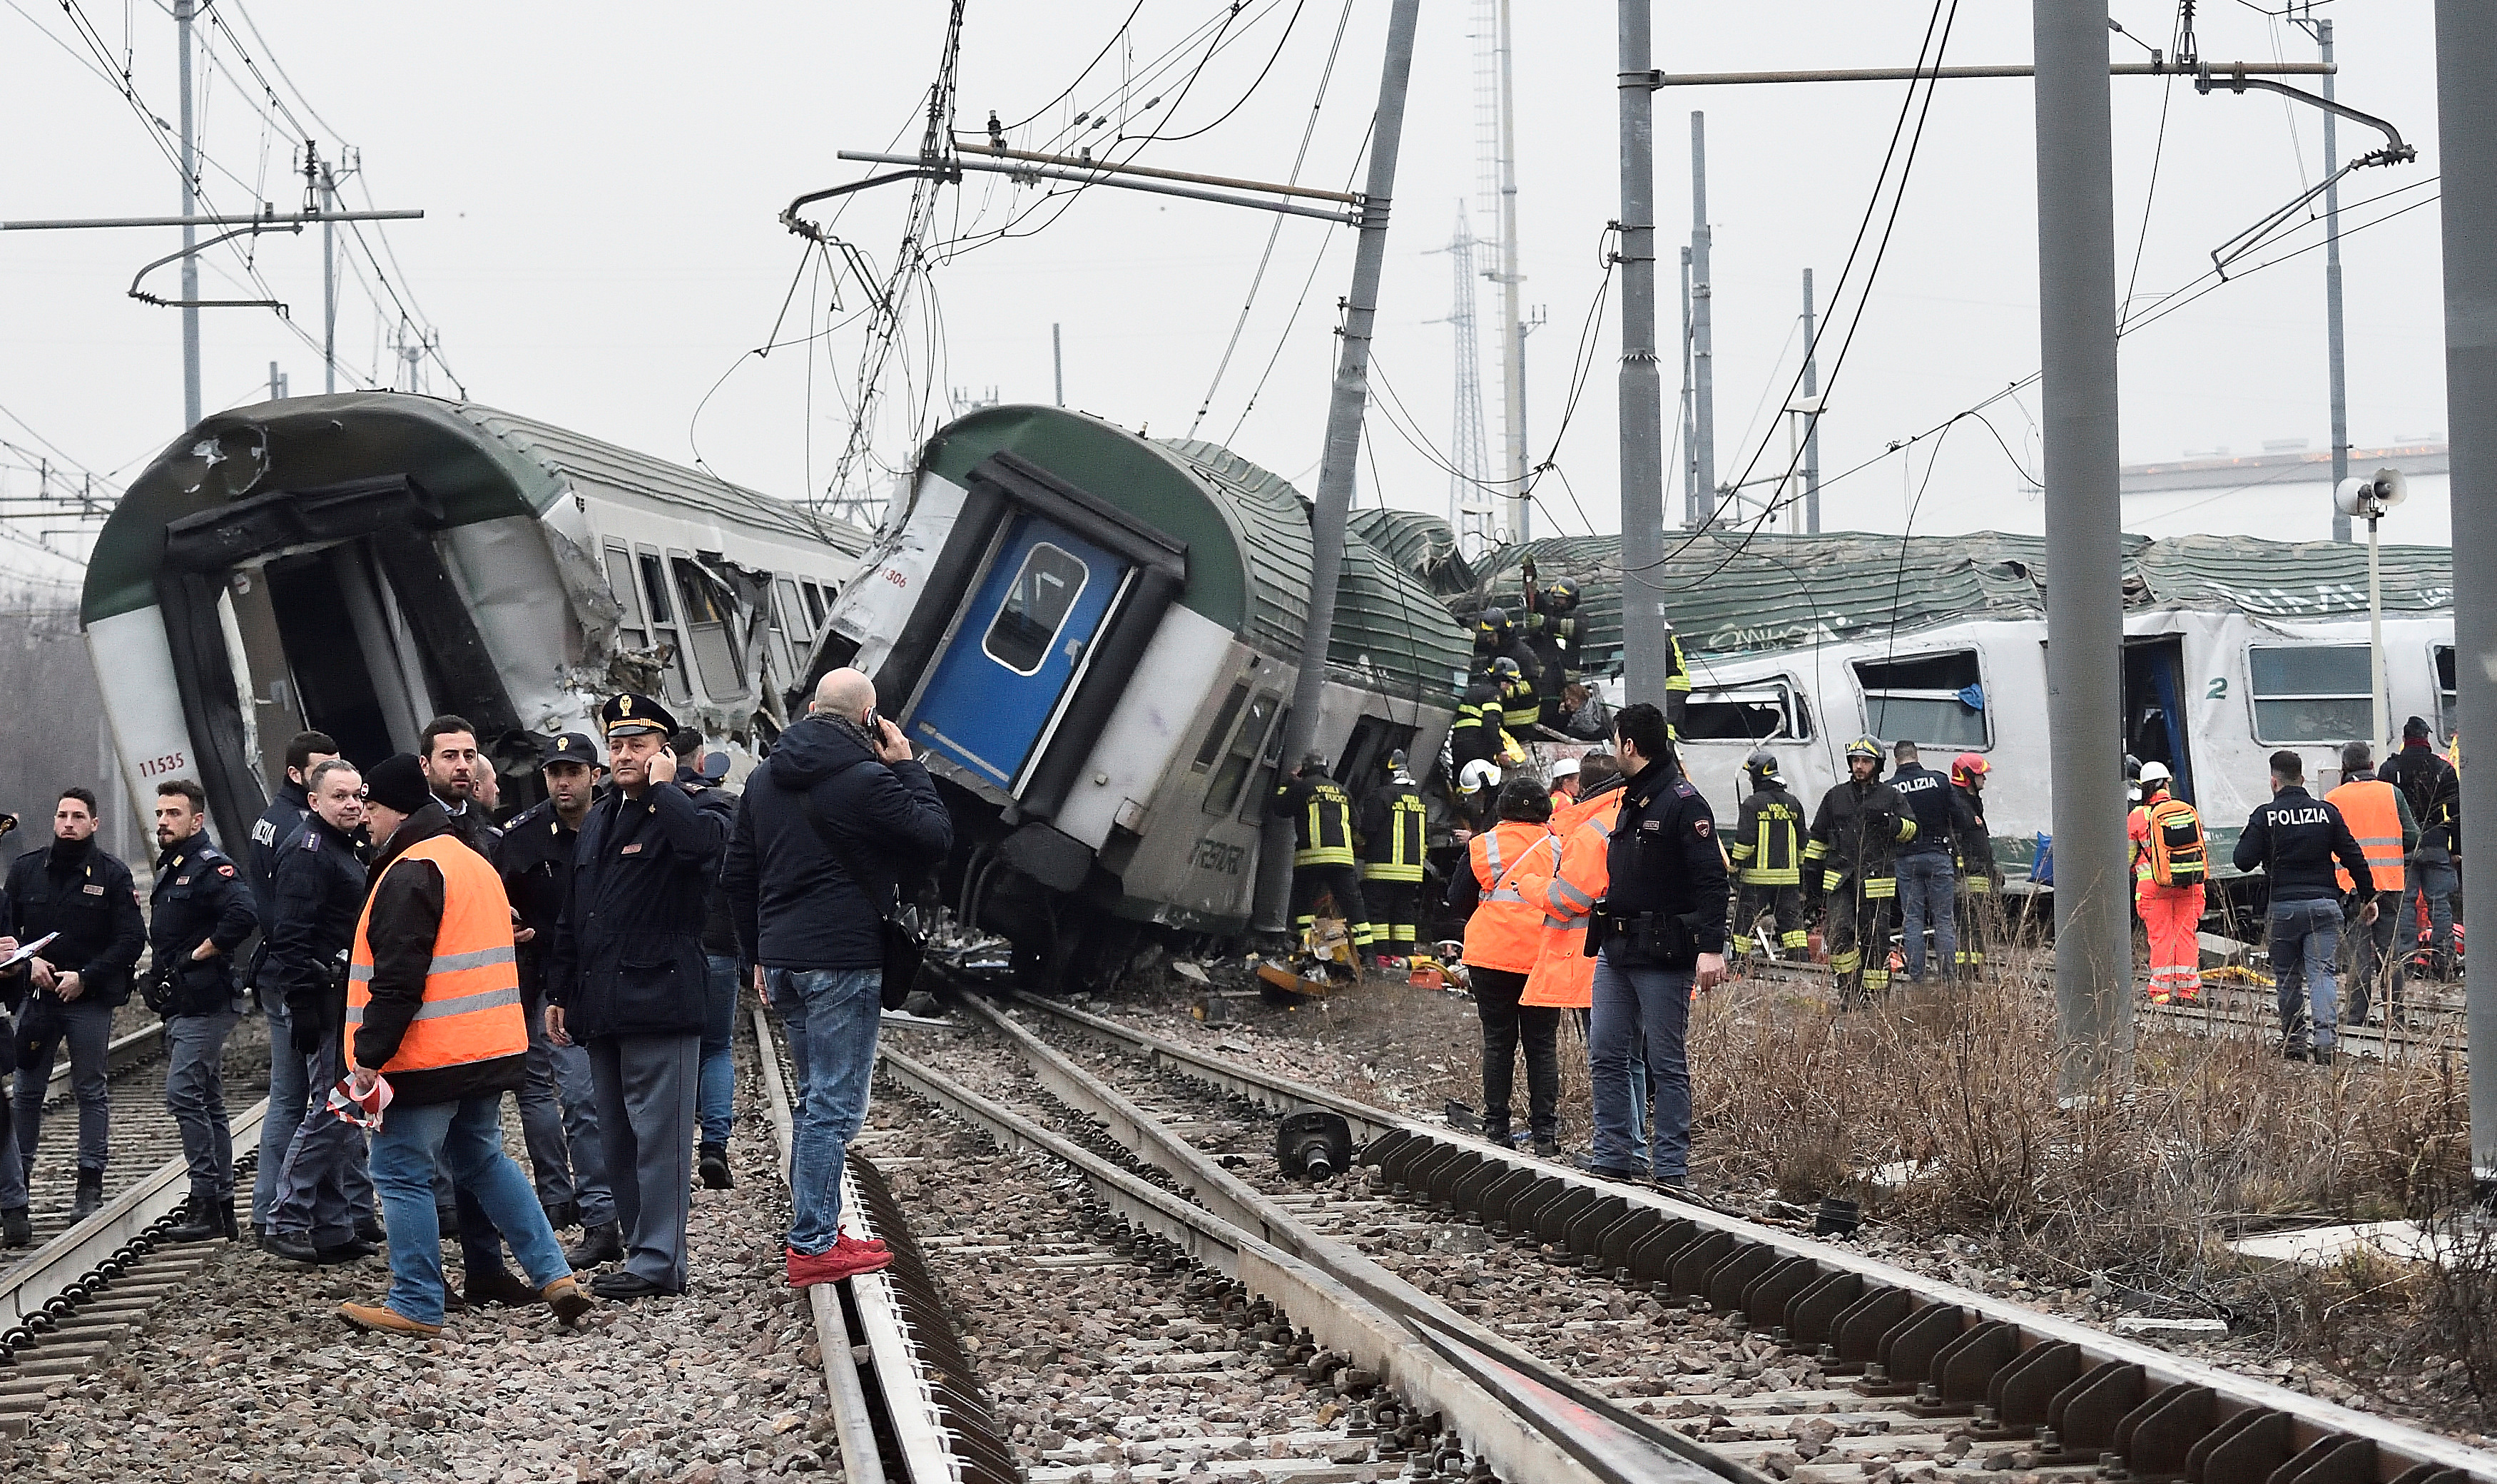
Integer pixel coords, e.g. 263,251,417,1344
863,707,881,733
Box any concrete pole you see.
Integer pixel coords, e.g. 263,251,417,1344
176,0,200,427
2431,0,2497,1213
1495,0,1530,544
2033,0,2133,1092
1053,322,1065,407
323,166,340,395
1802,266,1822,534
2321,21,2352,545
1256,0,1423,931
1616,3,1670,706
1688,111,1716,529
1679,245,1697,518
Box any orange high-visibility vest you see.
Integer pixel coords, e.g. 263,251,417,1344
1460,820,1553,973
345,834,525,1075
1520,790,1624,1009
2324,778,2406,893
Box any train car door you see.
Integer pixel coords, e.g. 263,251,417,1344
2122,634,2195,802
911,513,1128,792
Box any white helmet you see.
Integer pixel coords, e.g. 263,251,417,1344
2139,760,2173,786
1550,756,1581,781
1458,759,1503,796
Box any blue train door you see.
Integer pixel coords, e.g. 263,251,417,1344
911,514,1127,792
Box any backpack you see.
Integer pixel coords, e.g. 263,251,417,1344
2144,796,2207,887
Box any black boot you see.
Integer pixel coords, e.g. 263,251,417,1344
164,1194,223,1243
566,1220,624,1266
69,1170,104,1221
220,1196,240,1241
1,1205,31,1248
699,1142,733,1191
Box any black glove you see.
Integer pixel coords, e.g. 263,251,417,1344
290,1013,325,1057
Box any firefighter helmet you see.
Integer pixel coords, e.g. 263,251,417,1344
1475,607,1512,646
1545,579,1581,611
1491,656,1522,679
1744,749,1781,787
1384,748,1410,775
1950,752,1990,788
1458,758,1502,796
1843,736,1883,763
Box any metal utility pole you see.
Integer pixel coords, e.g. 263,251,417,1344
1617,2,1671,705
1687,111,1717,529
268,361,287,401
2432,0,2497,1214
1679,245,1697,517
1257,0,1423,930
320,157,340,395
1801,267,1822,533
1052,322,1064,407
2315,18,2353,544
1490,0,1530,543
175,0,200,427
1441,209,1496,556
2033,0,2133,1091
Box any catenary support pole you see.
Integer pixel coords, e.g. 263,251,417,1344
1687,111,1716,530
1679,245,1697,518
176,0,200,427
1802,267,1822,534
2321,20,2351,545
1616,3,1671,704
323,166,339,395
2033,0,2133,1092
1254,0,1423,932
2432,0,2497,1214
1495,0,1530,544
1053,322,1065,407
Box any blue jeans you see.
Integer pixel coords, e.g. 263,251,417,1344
1587,947,1695,1179
2269,898,2343,1052
1895,853,1958,981
369,1095,572,1326
770,967,881,1255
2404,858,2458,967
700,952,741,1148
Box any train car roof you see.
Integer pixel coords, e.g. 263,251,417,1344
918,406,1471,706
83,392,863,625
1367,519,2456,669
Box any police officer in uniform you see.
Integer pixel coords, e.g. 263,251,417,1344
546,693,735,1300
1584,701,1726,1188
1271,753,1373,960
146,780,258,1243
1886,741,1973,986
1356,751,1428,966
2234,750,2375,1063
1804,738,1917,1005
246,731,337,917
1726,752,1808,964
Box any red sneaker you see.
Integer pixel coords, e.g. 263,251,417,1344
788,1240,894,1288
836,1231,889,1255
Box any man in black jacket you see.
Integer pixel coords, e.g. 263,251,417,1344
2384,715,2461,977
260,760,377,1264
723,668,951,1288
4,788,146,1221
671,726,743,1191
2234,749,2376,1064
1887,741,1974,986
146,780,258,1244
546,693,733,1301
1804,738,1918,1005
245,731,337,919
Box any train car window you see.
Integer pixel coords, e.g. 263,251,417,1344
1853,650,1985,749
2249,644,2371,743
2436,645,2458,738
802,582,828,629
638,549,692,703
1194,683,1251,773
1239,705,1293,824
672,557,748,698
776,577,812,642
761,574,797,681
603,545,649,654
980,542,1089,677
1680,681,1805,742
1204,691,1280,815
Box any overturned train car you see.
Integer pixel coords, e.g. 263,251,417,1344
81,392,867,836
816,405,1471,982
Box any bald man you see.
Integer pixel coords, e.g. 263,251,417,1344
722,670,951,1286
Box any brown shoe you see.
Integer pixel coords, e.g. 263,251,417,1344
339,1301,442,1336
541,1275,594,1327
464,1266,545,1309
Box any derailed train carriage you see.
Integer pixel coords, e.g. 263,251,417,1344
81,392,868,837
812,405,1472,983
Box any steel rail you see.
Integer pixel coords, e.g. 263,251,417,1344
877,1040,1716,1484
1005,990,2497,1484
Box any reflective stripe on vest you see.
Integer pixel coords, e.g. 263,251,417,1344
2325,779,2406,892
345,834,527,1075
1463,823,1552,972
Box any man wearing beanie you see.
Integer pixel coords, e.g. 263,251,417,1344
339,754,589,1334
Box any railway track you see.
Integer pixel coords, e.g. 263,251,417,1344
888,985,2496,1484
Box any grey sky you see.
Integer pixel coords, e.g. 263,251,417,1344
0,2,2451,586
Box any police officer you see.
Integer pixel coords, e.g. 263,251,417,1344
261,758,378,1264
1271,753,1373,962
2234,751,2375,1064
494,733,619,1265
1356,751,1429,967
1804,738,1917,1005
1584,701,1726,1189
1887,741,1973,986
4,788,146,1221
1726,752,1808,965
546,693,734,1300
146,779,258,1243
246,731,338,917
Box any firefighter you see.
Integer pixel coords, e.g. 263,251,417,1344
1804,737,1916,1005
1486,656,1542,735
2127,761,2209,1004
1663,621,1692,738
1473,606,1542,693
1948,753,1998,979
1271,754,1373,961
1520,559,1585,716
1448,669,1503,782
1357,751,1429,968
1727,752,1808,965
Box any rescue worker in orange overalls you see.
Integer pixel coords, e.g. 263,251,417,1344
2127,761,2207,1004
1446,780,1557,1152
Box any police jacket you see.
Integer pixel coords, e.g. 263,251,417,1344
550,777,733,1040
494,798,584,1000
1729,786,1806,886
2232,785,2374,905
352,803,526,1104
1272,770,1358,866
2,839,146,1010
246,778,313,923
1356,778,1428,883
2384,741,2461,858
148,836,258,1015
1804,776,1916,893
1601,761,1729,960
261,812,370,1030
1887,763,1969,860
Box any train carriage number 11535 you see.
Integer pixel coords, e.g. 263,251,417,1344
138,750,187,779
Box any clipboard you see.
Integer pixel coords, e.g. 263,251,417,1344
0,933,57,972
